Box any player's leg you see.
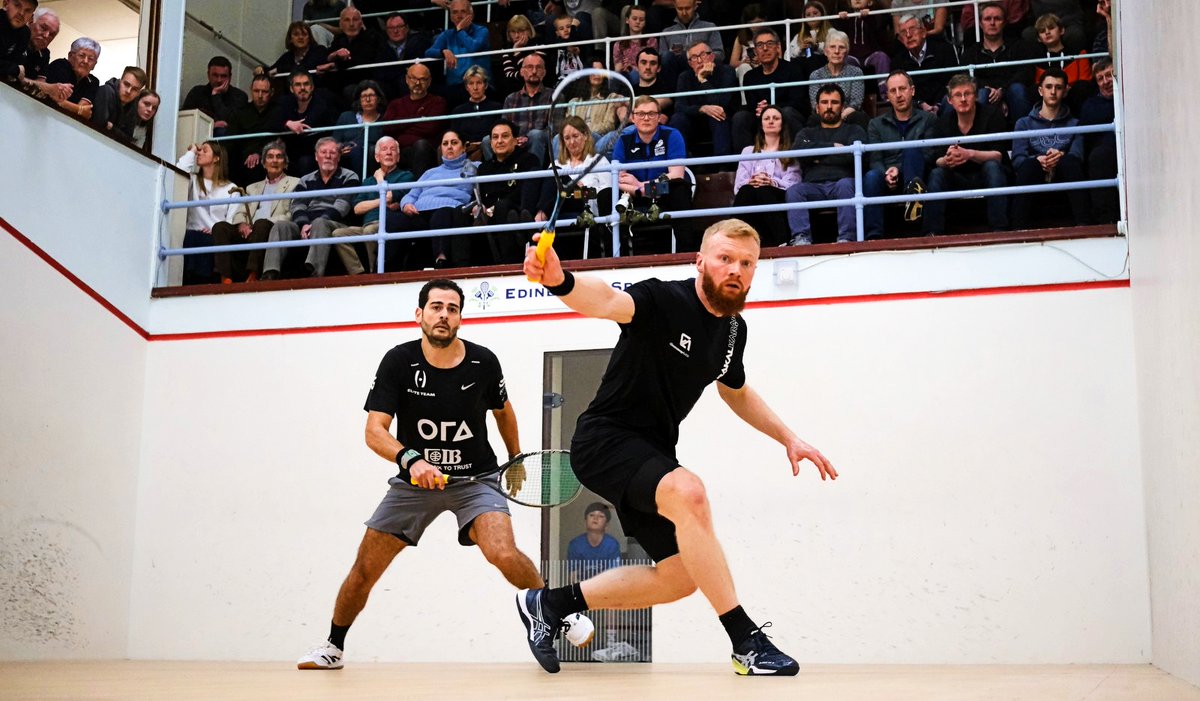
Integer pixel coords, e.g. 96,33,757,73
469,511,543,589
578,553,696,609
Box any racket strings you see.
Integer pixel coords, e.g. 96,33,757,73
506,451,581,506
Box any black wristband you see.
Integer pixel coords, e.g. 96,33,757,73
396,448,421,472
544,270,576,297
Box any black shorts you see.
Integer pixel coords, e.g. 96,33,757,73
571,425,680,562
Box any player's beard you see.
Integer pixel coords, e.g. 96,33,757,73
421,320,459,348
701,268,749,316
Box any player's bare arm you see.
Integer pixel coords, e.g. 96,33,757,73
492,400,526,496
717,382,837,481
365,409,445,489
523,234,635,323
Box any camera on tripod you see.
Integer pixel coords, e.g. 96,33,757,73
560,181,597,200
643,174,670,199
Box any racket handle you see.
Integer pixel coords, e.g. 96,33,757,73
526,230,556,283
410,474,448,486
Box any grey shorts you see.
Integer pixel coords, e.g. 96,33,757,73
364,477,511,547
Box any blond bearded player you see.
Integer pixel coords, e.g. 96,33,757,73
517,219,838,675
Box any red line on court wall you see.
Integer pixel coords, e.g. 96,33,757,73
3,216,1130,343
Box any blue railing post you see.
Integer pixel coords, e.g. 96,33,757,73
376,179,388,273
853,140,865,242
610,160,622,257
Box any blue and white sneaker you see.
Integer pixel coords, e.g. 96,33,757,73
516,589,562,673
731,623,799,676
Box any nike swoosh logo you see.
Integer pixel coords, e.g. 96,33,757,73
461,383,476,390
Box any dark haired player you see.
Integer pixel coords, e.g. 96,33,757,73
518,220,837,675
298,279,591,670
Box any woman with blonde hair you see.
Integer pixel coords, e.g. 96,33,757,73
500,14,545,96
552,115,615,258
175,141,241,284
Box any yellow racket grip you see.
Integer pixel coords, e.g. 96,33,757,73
410,474,448,486
527,230,556,282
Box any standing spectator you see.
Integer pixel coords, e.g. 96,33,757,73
181,56,248,134
924,74,1011,237
499,53,553,166
128,90,160,152
382,63,447,177
662,0,725,80
566,502,622,581
227,74,281,186
891,15,959,115
44,37,100,120
0,0,33,85
612,6,656,76
265,22,327,80
960,2,1037,124
832,0,893,99
1011,68,1088,229
889,0,949,37
613,95,695,251
335,79,388,176
19,6,61,97
631,48,673,122
783,84,865,245
734,28,806,153
213,141,301,284
477,119,551,263
670,41,737,160
862,71,937,239
262,137,362,279
733,105,801,246
91,65,146,134
425,0,490,107
176,141,241,285
1077,57,1116,224
389,129,475,269
374,12,431,101
499,14,544,98
320,7,382,105
275,69,338,176
1022,0,1087,54
331,136,415,275
450,65,502,159
788,1,832,61
807,29,865,123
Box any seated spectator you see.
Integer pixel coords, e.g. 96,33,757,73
477,119,552,263
728,6,768,83
549,13,591,92
44,37,100,120
374,12,431,101
567,502,622,581
924,74,1011,236
320,7,382,105
175,141,241,285
425,0,490,106
670,41,737,159
181,56,248,134
612,5,656,76
227,74,281,185
275,69,337,176
613,95,695,251
784,84,866,245
1031,12,1093,112
1078,57,1116,224
734,28,806,153
960,2,1037,124
1011,68,1088,229
0,0,33,85
538,0,593,48
808,30,865,124
91,65,146,134
891,14,959,115
833,0,893,99
499,14,544,98
331,136,415,275
449,65,502,160
890,0,949,37
631,48,673,123
551,115,615,258
788,0,831,61
387,129,475,269
498,53,552,166
733,105,801,247
558,63,625,159
261,137,362,279
961,0,1032,44
381,63,447,176
1023,0,1087,54
335,79,388,175
212,140,301,284
18,6,62,99
662,0,724,79
128,89,160,151
265,22,327,80
862,71,937,239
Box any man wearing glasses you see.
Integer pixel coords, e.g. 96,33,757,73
614,95,696,251
734,28,807,153
670,41,737,159
374,12,431,101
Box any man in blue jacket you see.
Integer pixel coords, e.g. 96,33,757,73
425,0,490,108
1011,68,1089,229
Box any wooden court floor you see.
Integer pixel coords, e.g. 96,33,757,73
2,662,1198,701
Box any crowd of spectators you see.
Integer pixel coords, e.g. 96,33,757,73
0,0,1119,283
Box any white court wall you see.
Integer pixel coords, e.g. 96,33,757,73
131,285,1150,664
1121,0,1200,687
0,230,146,658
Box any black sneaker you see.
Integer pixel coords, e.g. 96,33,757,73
731,622,799,676
516,589,562,673
903,177,926,222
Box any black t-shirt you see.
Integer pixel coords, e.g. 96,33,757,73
576,278,748,456
45,58,98,104
364,339,508,476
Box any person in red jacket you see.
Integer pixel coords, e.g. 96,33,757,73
381,62,446,177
